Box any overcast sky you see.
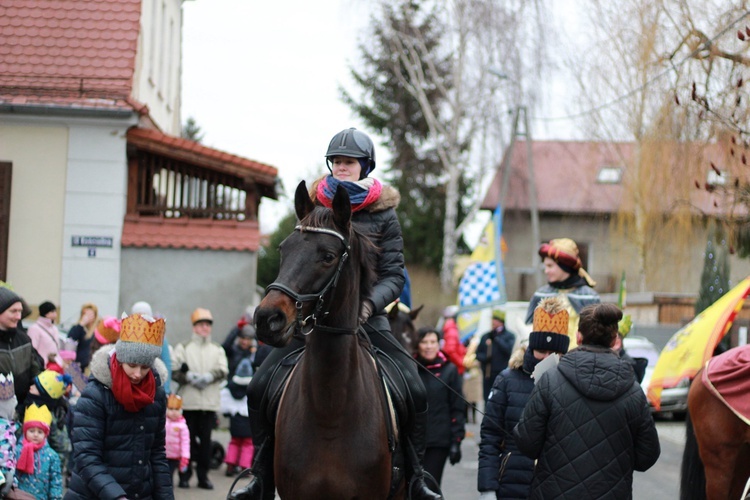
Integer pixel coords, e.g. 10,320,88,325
180,0,584,239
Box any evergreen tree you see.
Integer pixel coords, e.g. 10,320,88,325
341,1,469,270
695,223,731,315
181,116,204,143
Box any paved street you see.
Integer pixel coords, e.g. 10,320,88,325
174,416,685,499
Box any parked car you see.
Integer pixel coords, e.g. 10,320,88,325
623,335,689,419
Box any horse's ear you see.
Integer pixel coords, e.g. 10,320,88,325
332,184,352,231
295,181,315,220
410,304,424,321
388,303,400,320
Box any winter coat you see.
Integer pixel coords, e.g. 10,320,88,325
514,345,661,500
66,325,93,371
475,327,516,387
441,318,466,375
0,327,42,409
416,352,465,449
65,346,173,500
27,318,61,366
171,334,228,412
310,178,405,334
478,348,535,499
15,441,63,500
165,416,190,461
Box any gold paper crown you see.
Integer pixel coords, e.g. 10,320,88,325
0,373,14,401
24,403,52,427
532,297,569,335
119,314,165,347
167,394,183,410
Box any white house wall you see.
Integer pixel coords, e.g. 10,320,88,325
0,115,135,323
132,0,183,135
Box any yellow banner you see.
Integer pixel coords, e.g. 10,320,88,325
647,276,750,409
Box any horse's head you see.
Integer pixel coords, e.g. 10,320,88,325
387,303,424,356
255,181,377,347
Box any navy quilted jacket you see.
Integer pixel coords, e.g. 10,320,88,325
514,345,660,500
478,350,535,499
65,346,173,500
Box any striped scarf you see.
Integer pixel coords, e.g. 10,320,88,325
316,176,382,212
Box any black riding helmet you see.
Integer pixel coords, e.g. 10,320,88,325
325,128,376,179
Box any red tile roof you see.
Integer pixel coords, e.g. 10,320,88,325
481,140,733,216
0,0,140,110
122,217,263,252
126,127,279,187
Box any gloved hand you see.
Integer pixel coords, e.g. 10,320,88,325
186,371,200,385
358,300,374,325
193,373,214,390
449,442,462,465
479,491,496,500
179,457,190,473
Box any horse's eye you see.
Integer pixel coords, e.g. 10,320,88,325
323,252,336,264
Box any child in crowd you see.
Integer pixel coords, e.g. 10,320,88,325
24,370,72,477
220,354,255,476
0,373,17,496
165,394,190,484
15,403,63,500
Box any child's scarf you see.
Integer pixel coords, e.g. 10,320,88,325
316,176,382,212
17,437,44,474
110,354,156,413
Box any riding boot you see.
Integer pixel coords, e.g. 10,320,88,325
226,408,275,500
405,410,444,500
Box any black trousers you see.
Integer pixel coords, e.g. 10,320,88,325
180,410,215,483
423,447,449,486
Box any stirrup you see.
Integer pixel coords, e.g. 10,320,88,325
408,473,443,500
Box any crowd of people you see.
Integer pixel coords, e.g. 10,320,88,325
0,127,662,500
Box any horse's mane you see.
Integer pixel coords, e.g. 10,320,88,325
300,207,378,301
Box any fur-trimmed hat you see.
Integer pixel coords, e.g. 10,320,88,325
529,297,570,354
538,238,596,287
0,287,22,315
115,314,165,366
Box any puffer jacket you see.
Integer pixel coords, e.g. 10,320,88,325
65,346,173,500
310,178,405,333
416,351,465,449
478,347,535,499
0,326,42,408
513,345,660,500
171,334,228,411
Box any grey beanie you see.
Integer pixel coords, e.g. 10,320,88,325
0,288,22,315
115,339,162,366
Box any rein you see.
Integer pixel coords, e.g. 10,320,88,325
265,225,357,336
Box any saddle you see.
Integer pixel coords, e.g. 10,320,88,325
702,344,750,425
260,338,411,498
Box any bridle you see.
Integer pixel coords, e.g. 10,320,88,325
264,225,356,335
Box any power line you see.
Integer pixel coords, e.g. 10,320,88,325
533,10,750,123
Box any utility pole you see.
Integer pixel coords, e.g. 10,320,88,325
498,106,542,289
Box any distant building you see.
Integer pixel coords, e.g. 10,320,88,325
481,139,750,303
0,0,278,339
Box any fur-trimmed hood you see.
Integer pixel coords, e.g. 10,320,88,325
508,345,526,370
310,176,400,212
89,345,168,389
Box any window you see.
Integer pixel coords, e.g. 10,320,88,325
597,166,623,184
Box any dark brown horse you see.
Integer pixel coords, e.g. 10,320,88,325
387,302,423,356
253,181,404,499
680,346,750,500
